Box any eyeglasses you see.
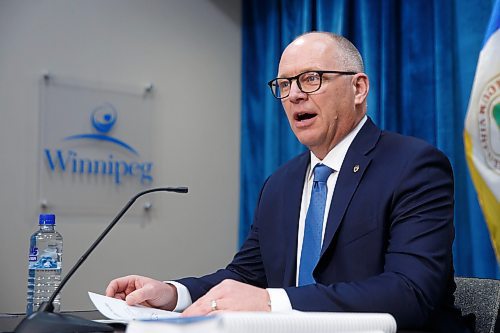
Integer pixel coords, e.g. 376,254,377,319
267,70,357,99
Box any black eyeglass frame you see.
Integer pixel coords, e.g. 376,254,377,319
267,70,358,99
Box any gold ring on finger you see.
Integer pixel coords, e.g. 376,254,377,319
210,299,218,311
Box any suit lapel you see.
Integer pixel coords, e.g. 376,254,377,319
320,118,381,258
282,152,310,287
320,153,371,257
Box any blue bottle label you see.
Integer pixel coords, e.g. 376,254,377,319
29,247,39,262
28,247,60,269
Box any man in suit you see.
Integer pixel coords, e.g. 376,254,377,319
106,32,470,331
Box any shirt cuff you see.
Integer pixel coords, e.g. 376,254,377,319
164,281,193,312
266,288,293,312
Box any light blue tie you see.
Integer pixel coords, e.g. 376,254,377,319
298,164,333,286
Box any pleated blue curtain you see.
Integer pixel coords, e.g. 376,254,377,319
240,0,499,278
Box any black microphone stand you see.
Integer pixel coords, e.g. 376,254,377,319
14,187,188,333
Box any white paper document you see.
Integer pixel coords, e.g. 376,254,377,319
89,292,397,333
126,312,397,333
88,291,180,322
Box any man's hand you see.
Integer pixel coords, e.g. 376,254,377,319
105,275,178,310
181,279,271,316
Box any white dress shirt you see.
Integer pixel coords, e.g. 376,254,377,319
170,116,368,312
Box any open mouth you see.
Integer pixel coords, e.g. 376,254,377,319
295,112,317,121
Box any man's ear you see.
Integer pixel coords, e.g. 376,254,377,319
353,73,369,106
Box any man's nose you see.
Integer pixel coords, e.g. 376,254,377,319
288,80,307,102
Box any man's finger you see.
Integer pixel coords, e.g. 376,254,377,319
105,279,123,297
181,303,208,316
126,281,167,306
208,309,227,316
205,298,223,313
125,288,149,306
106,276,135,297
182,297,216,317
113,292,127,301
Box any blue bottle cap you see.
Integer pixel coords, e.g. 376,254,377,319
39,214,55,225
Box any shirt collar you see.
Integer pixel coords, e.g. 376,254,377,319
307,115,367,181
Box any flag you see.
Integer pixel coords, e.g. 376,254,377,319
464,0,500,260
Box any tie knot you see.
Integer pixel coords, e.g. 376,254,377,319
313,164,333,183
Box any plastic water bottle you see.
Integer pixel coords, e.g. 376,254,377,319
26,214,63,315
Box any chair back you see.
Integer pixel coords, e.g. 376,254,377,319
454,277,500,333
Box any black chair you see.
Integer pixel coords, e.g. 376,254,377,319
454,277,500,333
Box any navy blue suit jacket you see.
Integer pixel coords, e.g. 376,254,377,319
178,118,470,331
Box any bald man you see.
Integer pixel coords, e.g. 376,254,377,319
106,32,471,332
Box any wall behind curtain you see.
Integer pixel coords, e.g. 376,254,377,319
241,0,499,278
0,0,241,312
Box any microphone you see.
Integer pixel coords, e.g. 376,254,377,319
14,187,188,333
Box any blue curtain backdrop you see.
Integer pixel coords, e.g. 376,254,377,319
240,0,500,278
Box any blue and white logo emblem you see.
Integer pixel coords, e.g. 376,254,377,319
63,103,138,155
43,103,153,185
92,103,117,133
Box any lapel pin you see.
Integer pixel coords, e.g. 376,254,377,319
353,165,360,173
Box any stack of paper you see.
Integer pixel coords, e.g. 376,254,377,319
126,312,397,333
88,292,397,333
88,292,180,322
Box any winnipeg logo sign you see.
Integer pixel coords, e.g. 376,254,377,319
43,103,154,185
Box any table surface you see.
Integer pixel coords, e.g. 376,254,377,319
0,310,125,333
0,310,431,333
